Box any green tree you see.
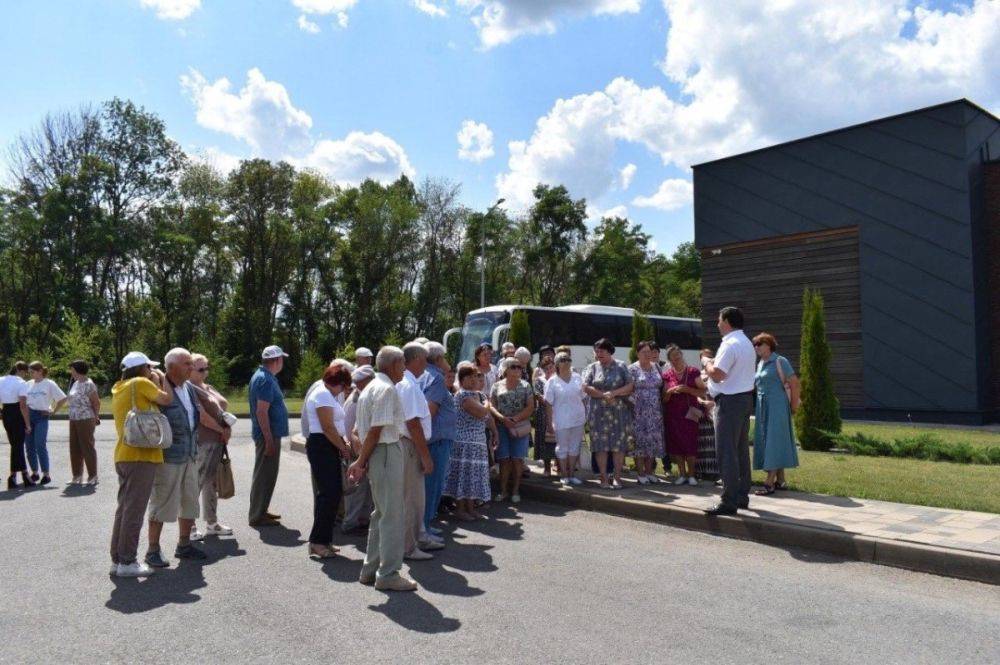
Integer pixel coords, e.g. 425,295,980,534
293,349,327,397
508,309,531,349
629,311,655,362
795,288,842,450
522,184,587,305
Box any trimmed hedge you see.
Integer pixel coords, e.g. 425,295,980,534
825,430,1000,466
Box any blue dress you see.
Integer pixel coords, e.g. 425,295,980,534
443,390,491,502
753,354,799,471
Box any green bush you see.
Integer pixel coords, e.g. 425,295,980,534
795,288,841,450
508,309,531,349
824,430,1000,465
629,311,655,363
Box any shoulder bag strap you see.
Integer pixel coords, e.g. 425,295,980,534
775,355,787,385
131,378,138,411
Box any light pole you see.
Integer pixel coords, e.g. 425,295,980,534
480,197,505,309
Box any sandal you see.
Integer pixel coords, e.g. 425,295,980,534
308,544,338,559
775,482,789,491
754,485,775,496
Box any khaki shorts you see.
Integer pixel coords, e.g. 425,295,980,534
148,460,200,523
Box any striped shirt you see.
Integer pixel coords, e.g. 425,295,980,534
356,372,406,444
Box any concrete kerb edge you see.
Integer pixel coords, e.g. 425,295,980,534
519,479,1000,586
287,435,1000,586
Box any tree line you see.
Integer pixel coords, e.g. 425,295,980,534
0,98,701,388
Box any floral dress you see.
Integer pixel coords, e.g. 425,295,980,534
583,360,633,453
444,389,491,502
532,375,557,461
628,362,665,458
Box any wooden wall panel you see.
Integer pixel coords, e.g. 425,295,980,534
701,227,863,408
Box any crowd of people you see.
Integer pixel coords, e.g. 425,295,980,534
1,305,803,590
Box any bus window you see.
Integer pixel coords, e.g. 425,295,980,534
459,311,510,361
655,318,695,349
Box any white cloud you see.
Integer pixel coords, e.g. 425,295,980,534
587,204,629,223
189,146,243,175
140,0,200,20
457,0,641,48
457,120,495,162
300,132,416,185
180,68,314,159
413,0,448,17
181,68,415,185
631,178,692,211
619,163,637,190
292,0,358,27
498,0,1000,211
297,14,321,33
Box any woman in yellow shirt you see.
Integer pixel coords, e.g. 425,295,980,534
109,352,172,578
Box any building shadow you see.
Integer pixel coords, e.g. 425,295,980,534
367,593,460,634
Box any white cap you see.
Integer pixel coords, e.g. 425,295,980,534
352,365,376,383
121,351,159,370
261,345,289,360
355,347,373,358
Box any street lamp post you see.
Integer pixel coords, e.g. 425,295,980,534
480,198,505,309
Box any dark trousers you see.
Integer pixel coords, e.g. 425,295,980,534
714,392,753,509
3,403,27,474
249,436,281,523
306,434,343,545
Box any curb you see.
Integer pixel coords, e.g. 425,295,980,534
518,479,1000,586
287,434,999,586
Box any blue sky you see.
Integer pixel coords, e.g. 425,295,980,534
1,0,997,254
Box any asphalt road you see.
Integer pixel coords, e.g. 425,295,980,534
2,421,999,665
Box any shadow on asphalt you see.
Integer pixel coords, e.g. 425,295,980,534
105,538,248,614
251,524,306,547
61,484,97,498
367,593,461,634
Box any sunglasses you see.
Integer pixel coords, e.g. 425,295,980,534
196,367,210,372
753,342,766,347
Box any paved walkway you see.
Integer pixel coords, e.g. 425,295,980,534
529,467,1000,555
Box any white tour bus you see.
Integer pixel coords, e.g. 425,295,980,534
444,304,703,371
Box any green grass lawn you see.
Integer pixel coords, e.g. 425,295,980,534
841,422,1000,448
751,451,1000,514
99,394,304,417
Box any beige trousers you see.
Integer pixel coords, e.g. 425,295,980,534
401,437,426,554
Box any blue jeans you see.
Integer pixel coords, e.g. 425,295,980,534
26,409,50,474
424,439,453,528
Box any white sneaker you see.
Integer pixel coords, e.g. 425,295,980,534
648,475,661,484
673,476,688,486
569,477,582,486
637,475,649,485
70,476,82,485
418,539,445,551
405,548,434,561
688,476,698,486
422,532,444,544
205,522,233,536
189,528,205,542
511,494,521,504
610,480,623,490
560,478,572,487
117,561,154,577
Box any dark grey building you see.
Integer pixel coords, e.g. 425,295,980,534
693,99,1000,423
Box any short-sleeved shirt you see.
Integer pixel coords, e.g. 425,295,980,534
0,375,28,404
248,366,289,440
397,369,432,441
544,373,586,430
67,378,98,421
306,388,347,438
111,377,165,464
356,373,407,444
421,364,457,442
24,378,66,412
489,379,532,418
714,329,756,394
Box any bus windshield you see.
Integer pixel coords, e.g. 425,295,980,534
459,310,510,361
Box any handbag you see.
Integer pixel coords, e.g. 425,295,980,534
509,419,532,438
216,448,235,499
123,380,173,449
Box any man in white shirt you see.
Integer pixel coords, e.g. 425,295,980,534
395,342,441,561
347,346,417,592
703,307,756,515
